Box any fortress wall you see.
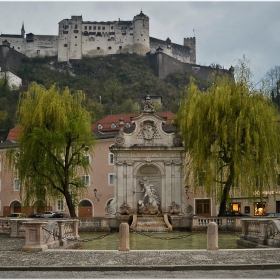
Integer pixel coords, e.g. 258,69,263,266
0,45,24,73
0,37,26,53
25,35,58,58
150,37,192,64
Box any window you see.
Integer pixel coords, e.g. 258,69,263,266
198,171,205,187
254,202,266,216
195,199,210,216
64,44,68,47
82,175,90,187
74,30,79,33
125,122,131,128
98,124,103,130
83,155,90,165
111,26,114,30
75,24,78,29
57,199,64,211
119,46,122,50
63,31,68,34
97,47,100,50
98,26,101,30
84,26,87,30
108,46,112,49
102,27,105,30
109,153,114,165
75,36,77,38
108,174,114,185
14,179,20,191
89,26,92,30
111,123,116,129
94,26,96,30
244,206,250,214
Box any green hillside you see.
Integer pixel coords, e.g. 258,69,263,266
0,53,212,140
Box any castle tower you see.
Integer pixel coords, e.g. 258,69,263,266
58,16,83,62
184,37,196,64
133,10,150,55
21,22,25,38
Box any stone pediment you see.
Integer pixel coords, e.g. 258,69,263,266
114,97,182,148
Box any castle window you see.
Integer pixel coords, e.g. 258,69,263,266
94,26,96,30
37,50,40,53
97,47,100,50
74,30,79,33
63,31,68,34
98,124,103,130
89,26,92,30
18,47,20,49
75,24,78,29
102,27,105,30
96,32,102,37
108,46,111,49
84,26,87,30
111,26,114,30
75,44,77,46
125,122,131,128
64,44,68,47
75,36,77,38
122,32,126,36
119,46,122,50
98,26,101,30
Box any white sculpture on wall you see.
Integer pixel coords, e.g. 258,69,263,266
138,177,161,215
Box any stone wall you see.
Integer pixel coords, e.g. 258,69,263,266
150,51,232,80
0,45,24,74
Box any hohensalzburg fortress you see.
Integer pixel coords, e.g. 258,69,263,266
0,11,196,63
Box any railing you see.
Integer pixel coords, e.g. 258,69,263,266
192,216,243,231
237,218,280,248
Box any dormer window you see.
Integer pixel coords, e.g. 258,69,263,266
98,124,103,130
125,122,130,128
111,123,117,129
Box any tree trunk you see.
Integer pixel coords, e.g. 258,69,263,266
64,191,77,218
218,164,234,216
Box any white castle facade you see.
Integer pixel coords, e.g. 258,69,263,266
0,11,196,64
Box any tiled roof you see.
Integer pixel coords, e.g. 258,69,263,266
6,126,21,141
5,112,176,142
0,140,19,149
91,111,175,133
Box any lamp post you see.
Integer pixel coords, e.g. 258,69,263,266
93,189,100,201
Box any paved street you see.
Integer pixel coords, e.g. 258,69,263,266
1,269,280,279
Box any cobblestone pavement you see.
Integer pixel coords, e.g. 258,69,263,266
1,234,280,279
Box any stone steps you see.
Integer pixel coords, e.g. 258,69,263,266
133,215,169,232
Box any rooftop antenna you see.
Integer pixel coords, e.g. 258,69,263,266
193,28,195,37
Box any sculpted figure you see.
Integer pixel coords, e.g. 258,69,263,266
139,178,161,215
168,201,180,215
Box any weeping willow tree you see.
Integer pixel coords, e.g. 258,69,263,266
176,59,280,216
5,82,96,217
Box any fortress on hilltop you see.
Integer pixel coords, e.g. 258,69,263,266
0,11,196,64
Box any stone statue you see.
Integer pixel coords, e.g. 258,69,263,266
138,178,161,215
168,201,180,215
120,202,131,215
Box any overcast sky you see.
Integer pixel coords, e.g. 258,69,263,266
0,1,279,86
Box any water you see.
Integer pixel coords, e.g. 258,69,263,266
79,231,241,250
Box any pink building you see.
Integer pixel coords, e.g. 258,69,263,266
0,111,175,218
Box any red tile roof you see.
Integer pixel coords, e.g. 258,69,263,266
6,126,21,141
91,111,175,132
5,112,176,141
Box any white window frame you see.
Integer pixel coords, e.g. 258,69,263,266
14,178,20,191
82,175,90,187
57,199,65,211
108,173,114,186
108,153,114,165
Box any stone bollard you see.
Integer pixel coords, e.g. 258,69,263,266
207,222,219,250
119,222,130,251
